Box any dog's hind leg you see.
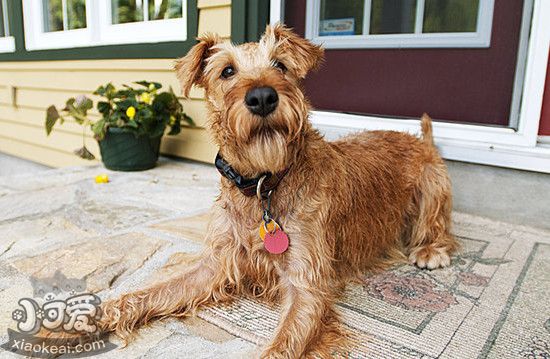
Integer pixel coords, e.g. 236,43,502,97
100,208,241,342
407,161,459,269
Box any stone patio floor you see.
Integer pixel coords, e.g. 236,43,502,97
0,158,548,358
0,158,256,358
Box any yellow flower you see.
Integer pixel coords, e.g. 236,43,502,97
126,106,136,120
95,174,109,183
169,115,176,125
126,106,136,119
139,92,152,104
148,83,156,91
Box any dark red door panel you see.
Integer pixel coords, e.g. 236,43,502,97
539,51,550,136
285,0,525,126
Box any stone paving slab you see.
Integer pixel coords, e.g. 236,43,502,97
11,232,166,293
150,212,210,244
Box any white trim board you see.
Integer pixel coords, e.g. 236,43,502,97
269,0,285,25
311,111,550,173
0,36,15,53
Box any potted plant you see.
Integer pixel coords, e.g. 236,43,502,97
45,81,194,171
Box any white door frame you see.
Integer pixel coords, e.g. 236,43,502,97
270,0,550,173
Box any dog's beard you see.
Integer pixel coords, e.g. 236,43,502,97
212,91,308,176
212,107,294,175
240,131,289,174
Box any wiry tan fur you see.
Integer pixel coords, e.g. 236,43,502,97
100,24,459,358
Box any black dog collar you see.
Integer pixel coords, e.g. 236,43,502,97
214,153,289,197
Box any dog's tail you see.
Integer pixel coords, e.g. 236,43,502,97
420,113,434,146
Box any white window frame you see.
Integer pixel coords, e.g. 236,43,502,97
305,0,495,49
271,0,550,173
22,0,187,51
96,1,188,45
0,0,16,53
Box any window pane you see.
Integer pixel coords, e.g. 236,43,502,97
112,0,145,24
370,0,416,34
43,0,63,32
148,0,182,20
67,0,87,30
423,0,479,33
318,0,364,36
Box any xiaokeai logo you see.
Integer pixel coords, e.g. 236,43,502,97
1,271,116,358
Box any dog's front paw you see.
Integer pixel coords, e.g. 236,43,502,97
409,246,451,269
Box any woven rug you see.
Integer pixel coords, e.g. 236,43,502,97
191,214,550,358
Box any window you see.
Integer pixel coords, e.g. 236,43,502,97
305,0,495,49
0,0,15,53
22,0,187,51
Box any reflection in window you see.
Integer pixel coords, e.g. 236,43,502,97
112,0,144,24
370,0,416,34
319,0,364,36
148,0,183,20
42,0,86,32
423,0,479,33
43,0,63,32
112,0,182,24
318,0,481,37
67,0,87,30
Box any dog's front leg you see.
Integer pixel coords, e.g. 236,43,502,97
261,235,342,358
100,206,241,341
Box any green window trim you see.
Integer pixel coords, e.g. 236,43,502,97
0,0,198,62
231,0,270,44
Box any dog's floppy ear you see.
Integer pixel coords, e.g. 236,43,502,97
175,33,220,98
262,23,324,79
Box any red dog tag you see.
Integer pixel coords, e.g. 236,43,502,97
264,229,289,254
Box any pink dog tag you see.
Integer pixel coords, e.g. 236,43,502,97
264,229,289,254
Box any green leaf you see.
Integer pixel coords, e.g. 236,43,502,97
94,85,106,96
94,83,116,100
66,106,87,124
153,92,171,104
75,95,93,110
97,101,112,117
118,98,139,110
92,118,107,140
168,118,181,135
73,146,96,160
182,113,195,126
83,98,93,111
126,120,139,128
45,105,61,135
135,80,162,90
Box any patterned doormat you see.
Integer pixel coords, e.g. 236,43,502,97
190,214,550,358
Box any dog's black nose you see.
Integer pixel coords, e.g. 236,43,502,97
245,86,278,117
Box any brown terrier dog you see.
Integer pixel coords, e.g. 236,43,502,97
101,24,458,358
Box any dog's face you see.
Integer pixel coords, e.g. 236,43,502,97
176,24,324,174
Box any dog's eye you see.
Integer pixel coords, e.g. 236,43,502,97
273,60,287,73
221,66,235,79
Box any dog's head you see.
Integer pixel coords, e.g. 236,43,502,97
175,24,324,175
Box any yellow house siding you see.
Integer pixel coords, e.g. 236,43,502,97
0,0,229,167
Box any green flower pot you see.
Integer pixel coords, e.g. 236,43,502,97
98,127,162,171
